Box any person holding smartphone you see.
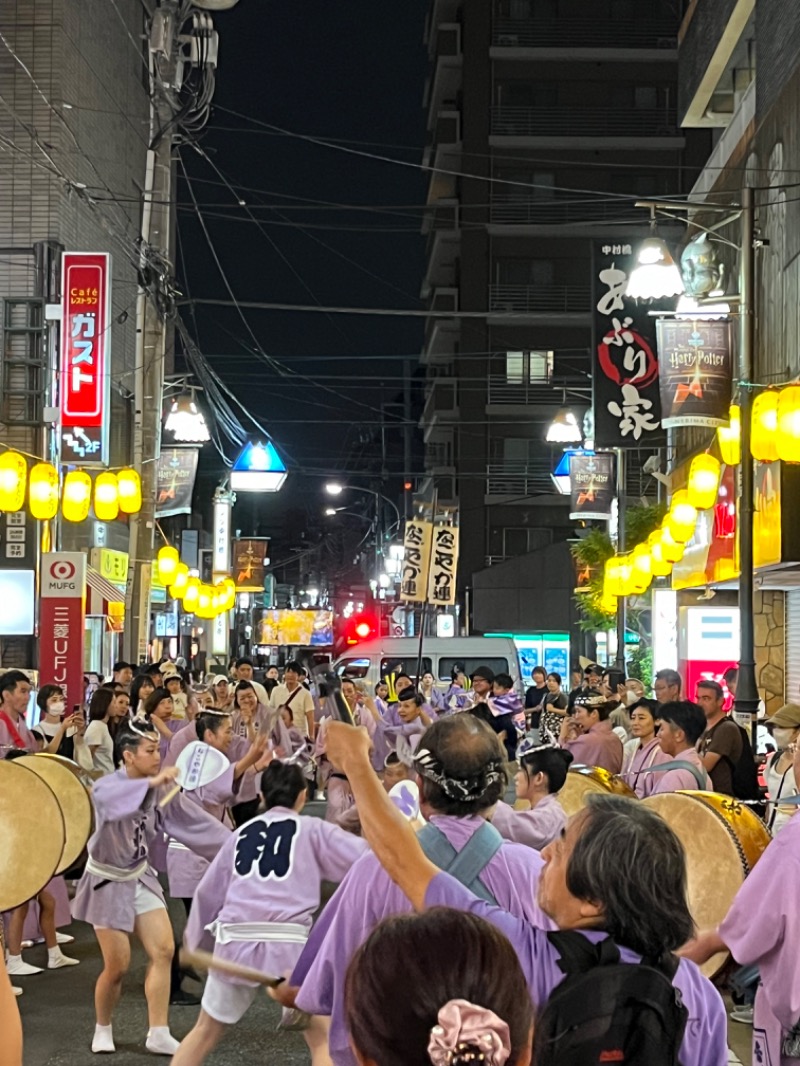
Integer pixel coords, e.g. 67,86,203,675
33,685,86,761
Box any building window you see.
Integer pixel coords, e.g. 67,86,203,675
505,350,554,384
496,259,554,286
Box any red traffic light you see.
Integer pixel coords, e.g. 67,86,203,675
346,613,378,645
354,620,372,639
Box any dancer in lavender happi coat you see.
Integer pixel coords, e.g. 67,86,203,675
71,720,230,1056
284,715,554,1066
491,742,571,851
172,761,367,1066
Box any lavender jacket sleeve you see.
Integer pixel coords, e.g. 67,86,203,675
158,787,231,862
91,772,152,823
184,834,237,954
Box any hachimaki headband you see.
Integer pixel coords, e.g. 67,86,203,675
414,748,504,802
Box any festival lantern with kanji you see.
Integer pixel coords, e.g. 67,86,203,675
687,454,721,511
62,470,92,523
28,462,59,521
717,405,741,466
776,386,800,463
0,451,27,512
751,391,779,462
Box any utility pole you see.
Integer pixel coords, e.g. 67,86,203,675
614,447,626,671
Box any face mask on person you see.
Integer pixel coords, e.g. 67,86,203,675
49,700,66,715
626,690,640,706
773,727,796,750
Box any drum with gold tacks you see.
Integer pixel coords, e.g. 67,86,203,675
642,790,772,977
554,764,636,817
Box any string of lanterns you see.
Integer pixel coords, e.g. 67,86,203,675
716,386,800,466
0,452,142,521
601,453,722,609
156,545,236,620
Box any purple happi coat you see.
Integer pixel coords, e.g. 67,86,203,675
292,814,554,1066
166,763,241,899
721,808,800,1066
620,736,671,798
491,794,566,851
424,872,727,1066
71,768,230,932
186,807,367,984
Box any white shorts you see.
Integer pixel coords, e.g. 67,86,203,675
134,883,166,917
201,971,258,1025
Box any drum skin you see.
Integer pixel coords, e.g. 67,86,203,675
556,764,636,817
643,791,772,977
15,754,94,875
0,760,65,911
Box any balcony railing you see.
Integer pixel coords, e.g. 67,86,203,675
487,374,590,406
489,194,643,226
422,379,459,425
489,284,590,314
490,106,678,138
492,15,677,50
486,459,553,496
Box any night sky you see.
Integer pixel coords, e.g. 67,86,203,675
178,0,430,543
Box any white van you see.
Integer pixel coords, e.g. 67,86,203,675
332,636,523,696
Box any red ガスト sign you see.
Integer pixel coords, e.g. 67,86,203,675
59,252,111,464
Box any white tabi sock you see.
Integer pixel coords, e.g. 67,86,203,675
47,946,80,968
92,1024,115,1054
145,1028,180,1056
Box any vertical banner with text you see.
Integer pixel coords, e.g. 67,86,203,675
156,448,200,518
39,553,86,711
427,524,459,605
59,252,111,465
400,518,433,602
569,452,616,520
656,318,734,428
592,242,666,448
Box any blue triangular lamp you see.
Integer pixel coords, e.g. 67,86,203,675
230,440,287,492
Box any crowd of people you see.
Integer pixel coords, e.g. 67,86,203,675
0,654,798,1066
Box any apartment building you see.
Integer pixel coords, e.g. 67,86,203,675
419,0,704,632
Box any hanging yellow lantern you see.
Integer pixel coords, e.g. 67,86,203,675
93,471,120,522
169,564,190,600
599,591,617,615
604,557,626,598
686,454,721,511
157,545,180,586
752,391,779,462
658,526,685,564
0,451,27,512
117,468,142,514
717,405,741,466
196,584,213,617
183,577,200,612
665,488,698,543
62,469,92,523
776,385,800,463
629,544,653,594
222,578,237,610
28,462,59,520
648,533,673,579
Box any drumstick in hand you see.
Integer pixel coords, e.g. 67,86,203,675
180,948,284,988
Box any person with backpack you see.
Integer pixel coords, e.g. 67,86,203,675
648,701,711,793
300,719,728,1066
285,714,554,1066
698,679,761,802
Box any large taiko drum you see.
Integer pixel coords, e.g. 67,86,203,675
0,760,66,911
15,754,93,875
642,790,772,977
555,764,636,817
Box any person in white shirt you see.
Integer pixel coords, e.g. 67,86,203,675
83,689,125,775
269,660,315,737
233,657,270,707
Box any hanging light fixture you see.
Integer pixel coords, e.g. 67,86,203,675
93,471,120,522
648,532,673,577
686,454,721,511
665,488,698,543
752,392,779,462
164,393,210,444
62,470,92,523
546,409,582,444
657,527,685,565
28,462,59,521
183,577,200,612
776,385,800,463
717,404,741,466
629,545,653,594
117,468,142,514
626,208,684,301
0,451,27,512
169,564,190,600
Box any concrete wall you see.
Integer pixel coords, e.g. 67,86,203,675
471,539,578,635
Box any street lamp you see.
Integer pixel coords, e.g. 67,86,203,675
546,409,583,443
325,482,344,496
633,190,759,750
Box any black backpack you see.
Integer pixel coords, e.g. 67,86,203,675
729,723,763,807
533,931,688,1066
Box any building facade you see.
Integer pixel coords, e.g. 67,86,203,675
0,0,149,670
419,0,703,640
673,0,800,712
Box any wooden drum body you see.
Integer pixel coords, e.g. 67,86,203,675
642,790,772,977
0,760,65,911
556,764,636,818
15,754,93,875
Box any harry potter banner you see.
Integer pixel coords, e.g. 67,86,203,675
656,318,734,429
569,452,615,520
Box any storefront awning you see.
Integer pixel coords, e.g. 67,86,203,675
86,567,126,630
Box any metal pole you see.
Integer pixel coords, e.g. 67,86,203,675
735,184,760,753
615,447,626,671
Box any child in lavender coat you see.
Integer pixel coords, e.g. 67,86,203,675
173,761,367,1066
